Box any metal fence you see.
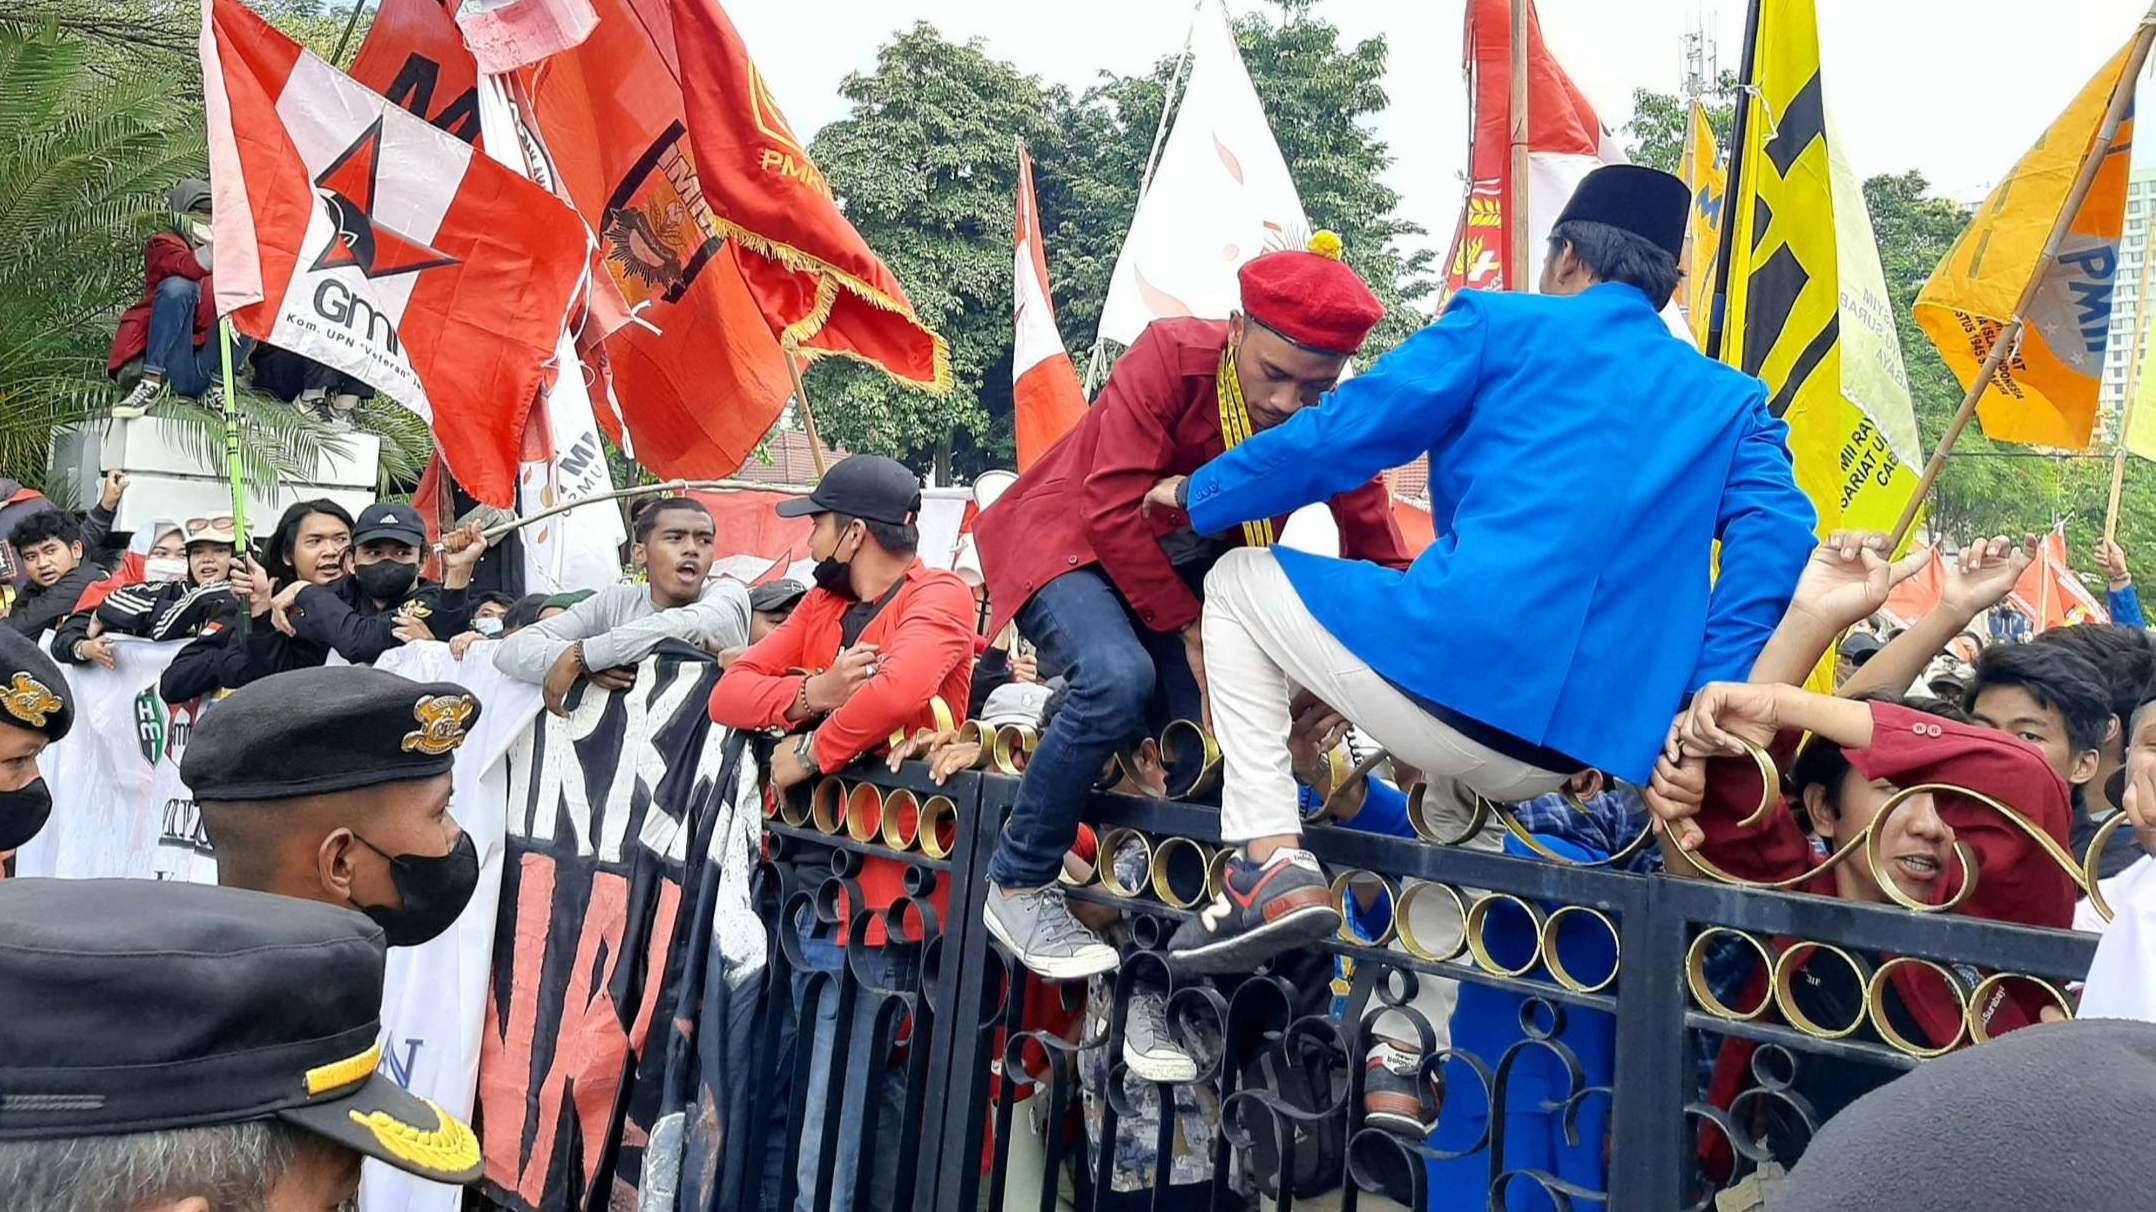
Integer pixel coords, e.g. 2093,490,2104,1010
739,755,2101,1212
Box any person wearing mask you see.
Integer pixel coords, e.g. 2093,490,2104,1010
4,511,101,640
157,499,355,703
107,178,249,418
1147,166,1815,975
0,628,73,859
278,502,483,665
971,232,1413,979
185,665,484,950
50,516,186,667
0,880,485,1207
446,590,516,660
105,516,241,644
495,498,748,712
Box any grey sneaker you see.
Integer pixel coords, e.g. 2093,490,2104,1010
984,882,1119,980
111,377,163,419
1122,990,1198,1083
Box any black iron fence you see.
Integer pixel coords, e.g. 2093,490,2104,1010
739,754,2101,1212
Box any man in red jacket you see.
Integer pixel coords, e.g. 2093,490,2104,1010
971,234,1411,978
108,179,249,418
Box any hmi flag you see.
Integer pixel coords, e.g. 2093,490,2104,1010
201,0,586,506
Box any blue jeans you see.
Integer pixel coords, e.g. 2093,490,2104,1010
763,932,913,1212
143,276,248,397
988,567,1202,888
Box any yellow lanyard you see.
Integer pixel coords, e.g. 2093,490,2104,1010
1215,347,1276,548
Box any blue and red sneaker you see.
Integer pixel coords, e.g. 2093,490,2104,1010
1167,847,1338,974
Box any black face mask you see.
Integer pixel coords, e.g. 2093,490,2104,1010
2108,766,2128,814
812,527,860,600
350,830,478,947
0,778,51,852
353,560,419,604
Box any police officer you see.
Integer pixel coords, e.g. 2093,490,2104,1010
0,878,486,1207
0,625,71,857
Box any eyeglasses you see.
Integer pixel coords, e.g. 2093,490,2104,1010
186,516,235,532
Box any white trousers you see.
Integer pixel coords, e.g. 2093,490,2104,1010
1202,547,1571,1045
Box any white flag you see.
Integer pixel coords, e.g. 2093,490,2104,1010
1096,5,1307,346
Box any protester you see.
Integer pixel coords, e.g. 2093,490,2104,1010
88,515,239,647
282,502,484,664
0,879,485,1208
971,231,1413,981
965,627,1041,718
1840,535,2038,702
2077,683,2156,1011
158,498,355,703
5,510,101,639
1151,165,1814,978
496,497,747,712
1960,641,2120,875
250,342,375,427
50,515,184,667
2097,536,2144,628
186,665,482,948
107,178,249,418
446,590,517,660
2031,621,2154,826
497,591,552,635
0,627,72,856
719,578,807,668
78,469,134,568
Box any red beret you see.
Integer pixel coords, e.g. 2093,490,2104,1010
1237,231,1383,356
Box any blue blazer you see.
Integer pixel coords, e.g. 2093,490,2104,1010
1186,283,1816,782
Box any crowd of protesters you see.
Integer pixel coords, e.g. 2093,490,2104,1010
4,162,2153,1212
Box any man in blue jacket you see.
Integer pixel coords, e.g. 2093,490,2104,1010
1154,165,1817,975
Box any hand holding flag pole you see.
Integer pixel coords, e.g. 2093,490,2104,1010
1891,5,2156,550
215,316,250,637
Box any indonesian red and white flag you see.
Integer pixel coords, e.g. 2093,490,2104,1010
1012,140,1086,469
201,0,586,506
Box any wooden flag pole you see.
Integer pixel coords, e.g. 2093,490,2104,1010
1891,10,2156,549
784,352,831,479
1507,0,1530,290
215,317,251,637
2106,255,2153,545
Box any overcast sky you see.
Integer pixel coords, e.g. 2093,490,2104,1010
740,0,2149,274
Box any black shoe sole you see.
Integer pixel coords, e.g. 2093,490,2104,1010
1362,1107,1435,1138
1168,903,1340,975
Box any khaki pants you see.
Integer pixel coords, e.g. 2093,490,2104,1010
1202,548,1570,1045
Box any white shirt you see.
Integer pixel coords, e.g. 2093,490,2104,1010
2078,854,2156,1020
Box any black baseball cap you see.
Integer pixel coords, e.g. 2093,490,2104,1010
749,578,808,613
183,665,479,800
774,455,922,526
0,878,484,1185
354,501,427,547
1839,632,1885,666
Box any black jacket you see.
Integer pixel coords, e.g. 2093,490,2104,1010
158,617,330,704
6,564,101,639
287,575,470,665
52,578,236,664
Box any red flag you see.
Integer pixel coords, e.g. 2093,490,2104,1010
202,0,584,506
1011,140,1086,469
347,0,483,149
669,0,950,391
1880,549,1948,629
2008,529,2110,631
1442,0,1617,294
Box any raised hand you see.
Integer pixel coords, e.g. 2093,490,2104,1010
1788,530,1931,631
1941,534,2038,619
804,644,878,714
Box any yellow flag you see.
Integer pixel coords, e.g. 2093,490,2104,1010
1710,0,1923,548
1679,101,1725,349
1914,35,2138,451
2131,290,2156,460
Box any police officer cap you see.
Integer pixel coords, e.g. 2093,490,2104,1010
0,625,71,742
0,878,483,1184
182,665,480,801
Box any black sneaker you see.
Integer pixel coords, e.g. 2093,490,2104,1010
1362,1042,1438,1137
1167,847,1337,974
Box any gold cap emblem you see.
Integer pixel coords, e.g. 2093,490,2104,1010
1,672,61,729
402,694,473,755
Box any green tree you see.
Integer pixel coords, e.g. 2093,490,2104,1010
1622,71,1737,174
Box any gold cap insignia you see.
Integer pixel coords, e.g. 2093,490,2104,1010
348,1097,481,1174
396,600,433,620
1,672,62,729
402,694,474,756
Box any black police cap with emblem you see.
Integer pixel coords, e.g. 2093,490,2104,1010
0,625,71,743
0,878,483,1183
182,665,479,801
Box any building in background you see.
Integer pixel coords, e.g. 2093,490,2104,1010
2101,164,2156,445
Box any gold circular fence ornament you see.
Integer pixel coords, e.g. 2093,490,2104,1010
1861,781,2088,914
1310,746,1390,824
1865,956,1970,1058
844,782,884,843
1490,798,1658,869
800,777,843,831
1966,971,2074,1044
918,795,958,860
1674,741,1879,892
1098,829,1151,899
1464,892,1546,979
879,787,921,851
1206,846,1234,900
1405,781,1490,847
1327,869,1399,946
1685,928,1776,1022
1538,905,1621,995
1148,835,1215,909
992,724,1038,775
1159,720,1223,800
886,695,957,752
2082,810,2132,925
956,720,996,771
1395,881,1470,962
1769,942,1872,1040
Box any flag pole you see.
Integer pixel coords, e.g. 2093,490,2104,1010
1702,0,1761,363
2106,191,2156,543
329,0,375,66
1891,9,2156,549
783,351,830,479
215,317,251,637
1507,0,1530,289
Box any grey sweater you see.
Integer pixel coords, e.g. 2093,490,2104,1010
493,579,750,684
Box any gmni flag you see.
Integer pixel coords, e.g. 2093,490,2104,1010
1706,0,1923,542
201,0,586,507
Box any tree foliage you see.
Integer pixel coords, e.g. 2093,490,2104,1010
1622,71,1737,173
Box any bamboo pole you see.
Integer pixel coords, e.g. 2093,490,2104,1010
2108,444,2130,546
1891,10,2156,549
784,353,830,479
216,318,251,637
2106,208,2156,543
329,0,374,66
1507,0,1530,290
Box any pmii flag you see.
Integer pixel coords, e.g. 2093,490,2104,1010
1095,4,1307,346
1710,0,1922,542
1012,140,1086,469
201,0,585,506
1678,100,1725,347
1442,0,1619,296
1915,31,2140,451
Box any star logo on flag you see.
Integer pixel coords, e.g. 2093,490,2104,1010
310,116,460,279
